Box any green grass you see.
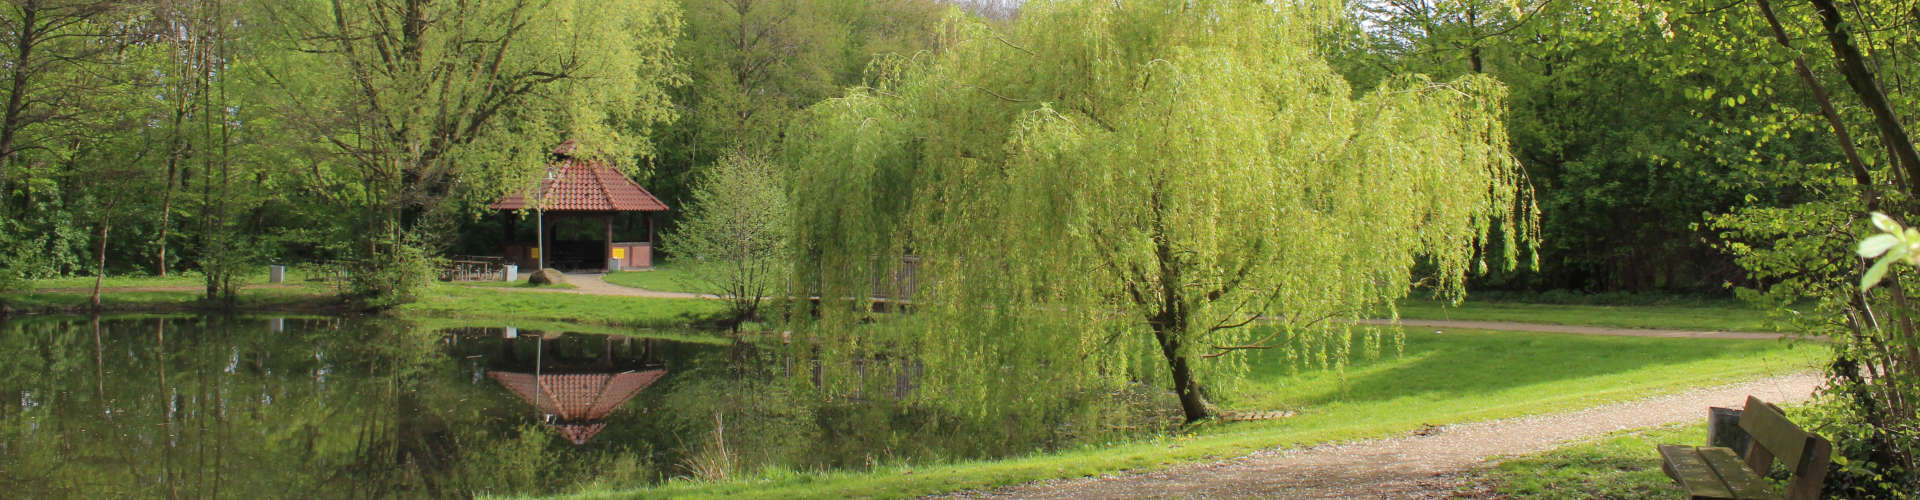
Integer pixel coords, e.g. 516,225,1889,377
600,262,712,294
453,279,579,290
1479,423,1696,498
0,284,337,314
396,284,727,328
22,268,331,290
544,328,1822,499
1393,299,1775,332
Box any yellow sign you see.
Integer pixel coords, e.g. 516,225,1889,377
612,248,626,259
530,248,539,259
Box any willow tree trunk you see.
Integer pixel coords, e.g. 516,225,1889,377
1155,324,1212,423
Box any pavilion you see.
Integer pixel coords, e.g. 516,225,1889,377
489,141,668,272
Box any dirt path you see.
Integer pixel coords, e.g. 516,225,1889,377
1355,318,1789,340
960,372,1819,499
472,272,719,300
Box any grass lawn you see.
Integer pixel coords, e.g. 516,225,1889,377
21,267,331,290
1477,423,1695,498
1392,299,1775,333
542,327,1822,499
396,284,727,328
453,279,579,290
600,262,712,294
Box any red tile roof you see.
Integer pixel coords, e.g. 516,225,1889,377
490,143,668,212
488,369,667,445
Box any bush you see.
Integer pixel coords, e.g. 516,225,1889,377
662,152,790,324
347,232,441,310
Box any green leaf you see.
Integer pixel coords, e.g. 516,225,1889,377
1863,257,1895,291
1859,234,1901,258
1871,211,1901,233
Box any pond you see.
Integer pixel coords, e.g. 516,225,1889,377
0,315,1163,498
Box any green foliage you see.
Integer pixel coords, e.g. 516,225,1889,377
1331,0,1829,293
1797,392,1920,498
346,232,441,309
785,0,1536,421
1856,212,1920,290
260,0,686,306
663,152,791,321
646,0,947,210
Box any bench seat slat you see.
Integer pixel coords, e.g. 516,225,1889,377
1660,444,1738,499
1698,446,1779,499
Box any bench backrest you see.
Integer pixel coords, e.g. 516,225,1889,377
1738,396,1832,500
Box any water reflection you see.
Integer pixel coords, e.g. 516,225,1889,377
0,315,1158,498
469,328,667,445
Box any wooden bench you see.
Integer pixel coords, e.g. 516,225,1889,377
1658,396,1831,500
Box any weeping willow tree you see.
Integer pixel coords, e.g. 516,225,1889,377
786,0,1537,423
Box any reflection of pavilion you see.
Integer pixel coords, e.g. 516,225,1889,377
484,332,666,445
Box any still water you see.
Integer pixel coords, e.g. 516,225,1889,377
0,315,1149,498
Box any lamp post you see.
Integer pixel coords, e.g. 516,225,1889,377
536,167,556,270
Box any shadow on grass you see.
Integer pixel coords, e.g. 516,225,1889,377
1239,327,1802,407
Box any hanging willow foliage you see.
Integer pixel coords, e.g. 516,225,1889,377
784,0,1538,423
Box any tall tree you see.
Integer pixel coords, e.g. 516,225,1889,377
787,0,1536,422
0,0,125,209
259,0,685,305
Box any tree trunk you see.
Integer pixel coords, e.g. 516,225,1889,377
0,5,37,204
91,214,112,310
1155,324,1212,423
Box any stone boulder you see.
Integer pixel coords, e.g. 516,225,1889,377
528,268,567,286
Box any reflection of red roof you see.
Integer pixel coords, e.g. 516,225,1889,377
552,422,608,445
488,369,666,445
489,142,668,212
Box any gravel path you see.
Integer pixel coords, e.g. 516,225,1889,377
963,372,1822,499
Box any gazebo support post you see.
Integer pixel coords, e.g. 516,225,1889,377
603,214,614,272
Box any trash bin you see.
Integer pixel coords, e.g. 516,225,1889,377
504,265,519,282
269,265,286,284
608,258,624,272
